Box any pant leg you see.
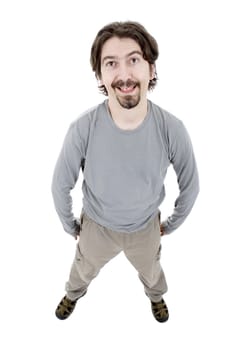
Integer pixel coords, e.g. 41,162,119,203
123,213,168,302
66,212,122,300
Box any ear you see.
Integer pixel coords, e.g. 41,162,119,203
96,72,103,84
149,64,156,80
98,78,103,85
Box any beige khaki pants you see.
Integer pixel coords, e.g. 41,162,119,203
66,211,168,303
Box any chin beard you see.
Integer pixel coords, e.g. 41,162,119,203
112,79,140,109
117,95,140,109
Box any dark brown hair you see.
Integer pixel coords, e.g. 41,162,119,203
90,21,159,95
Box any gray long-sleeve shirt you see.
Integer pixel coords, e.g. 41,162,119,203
52,100,199,236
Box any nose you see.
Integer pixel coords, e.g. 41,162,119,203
116,62,132,81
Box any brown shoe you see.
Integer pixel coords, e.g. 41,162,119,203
151,298,169,323
55,292,86,320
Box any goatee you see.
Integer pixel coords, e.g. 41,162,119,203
111,79,140,109
117,95,140,109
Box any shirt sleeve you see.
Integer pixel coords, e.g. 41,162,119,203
51,122,84,236
161,120,200,234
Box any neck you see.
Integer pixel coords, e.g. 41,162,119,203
107,98,148,129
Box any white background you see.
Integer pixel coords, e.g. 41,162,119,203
1,0,233,349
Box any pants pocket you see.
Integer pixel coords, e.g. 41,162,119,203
156,244,162,260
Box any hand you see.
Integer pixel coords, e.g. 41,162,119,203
74,220,81,240
160,224,165,236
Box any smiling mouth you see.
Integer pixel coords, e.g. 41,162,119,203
116,85,137,94
112,79,139,94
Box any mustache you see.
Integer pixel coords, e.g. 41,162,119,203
111,79,139,89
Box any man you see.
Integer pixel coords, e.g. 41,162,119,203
52,21,199,323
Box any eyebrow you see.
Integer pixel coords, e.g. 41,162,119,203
102,50,143,64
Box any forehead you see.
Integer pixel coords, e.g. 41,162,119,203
101,37,142,60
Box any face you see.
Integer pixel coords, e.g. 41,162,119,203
100,37,154,109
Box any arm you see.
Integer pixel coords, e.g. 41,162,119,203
161,120,200,234
51,122,84,237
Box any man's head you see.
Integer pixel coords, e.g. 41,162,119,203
90,21,159,108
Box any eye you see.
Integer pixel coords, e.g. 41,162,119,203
105,61,117,68
130,57,139,64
